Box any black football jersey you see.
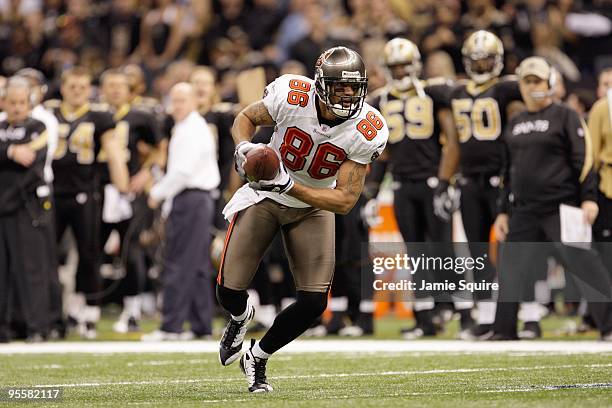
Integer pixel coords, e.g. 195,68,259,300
50,103,115,194
204,103,237,190
369,79,453,181
451,77,522,176
502,102,596,214
97,104,163,183
0,117,47,215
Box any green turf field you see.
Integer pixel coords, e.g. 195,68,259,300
1,351,610,407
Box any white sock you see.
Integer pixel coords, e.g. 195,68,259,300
413,298,435,312
256,304,276,328
232,299,252,322
477,301,497,325
124,296,142,320
252,341,271,359
519,302,542,322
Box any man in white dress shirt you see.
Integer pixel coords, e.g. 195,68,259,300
143,82,220,341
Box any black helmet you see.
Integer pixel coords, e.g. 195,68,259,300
314,46,368,120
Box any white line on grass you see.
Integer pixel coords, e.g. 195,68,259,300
31,363,612,388
2,340,612,354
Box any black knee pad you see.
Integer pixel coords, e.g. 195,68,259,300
295,291,328,318
216,285,248,316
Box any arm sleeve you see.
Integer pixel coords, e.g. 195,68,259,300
363,159,388,199
497,126,512,214
0,144,9,164
587,99,605,171
566,109,597,203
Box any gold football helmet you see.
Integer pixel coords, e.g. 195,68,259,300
462,30,504,84
383,38,422,92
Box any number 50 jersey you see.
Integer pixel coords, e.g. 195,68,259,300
450,77,522,176
260,74,388,208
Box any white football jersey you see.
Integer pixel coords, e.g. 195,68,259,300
256,74,388,208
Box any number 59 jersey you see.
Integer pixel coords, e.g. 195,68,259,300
260,74,389,208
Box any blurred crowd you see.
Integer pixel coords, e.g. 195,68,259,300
1,0,612,343
1,0,611,100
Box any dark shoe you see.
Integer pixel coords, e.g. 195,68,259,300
240,339,273,393
488,333,519,341
219,304,255,366
518,321,542,339
25,333,45,343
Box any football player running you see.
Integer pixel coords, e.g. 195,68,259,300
217,46,388,393
450,30,528,340
367,38,471,339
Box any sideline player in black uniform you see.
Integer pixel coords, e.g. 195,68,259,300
450,30,527,339
0,77,50,342
99,69,163,333
48,66,129,339
493,56,612,340
368,38,469,339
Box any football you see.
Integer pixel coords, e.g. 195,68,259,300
243,145,280,182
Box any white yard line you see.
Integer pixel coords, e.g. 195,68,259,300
1,340,612,354
29,363,612,388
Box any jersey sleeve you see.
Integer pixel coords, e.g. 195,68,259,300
565,108,596,203
93,111,115,138
349,110,389,164
262,75,287,122
425,81,452,110
498,78,522,104
137,110,163,145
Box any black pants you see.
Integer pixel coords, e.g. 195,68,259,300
100,195,148,298
458,175,499,301
0,199,51,338
160,189,214,335
393,179,455,302
330,196,372,322
494,209,612,337
594,193,612,272
55,192,102,306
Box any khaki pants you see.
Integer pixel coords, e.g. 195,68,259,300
217,199,335,292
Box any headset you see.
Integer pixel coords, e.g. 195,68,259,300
4,75,37,106
516,58,557,99
15,68,48,106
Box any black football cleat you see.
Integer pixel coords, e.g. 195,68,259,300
518,321,542,339
219,304,255,366
240,339,273,393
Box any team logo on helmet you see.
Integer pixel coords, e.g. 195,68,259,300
314,47,368,120
462,30,504,84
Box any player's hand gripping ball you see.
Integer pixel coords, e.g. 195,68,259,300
243,145,281,182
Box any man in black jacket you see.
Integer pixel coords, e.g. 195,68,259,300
493,57,612,340
0,77,50,342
